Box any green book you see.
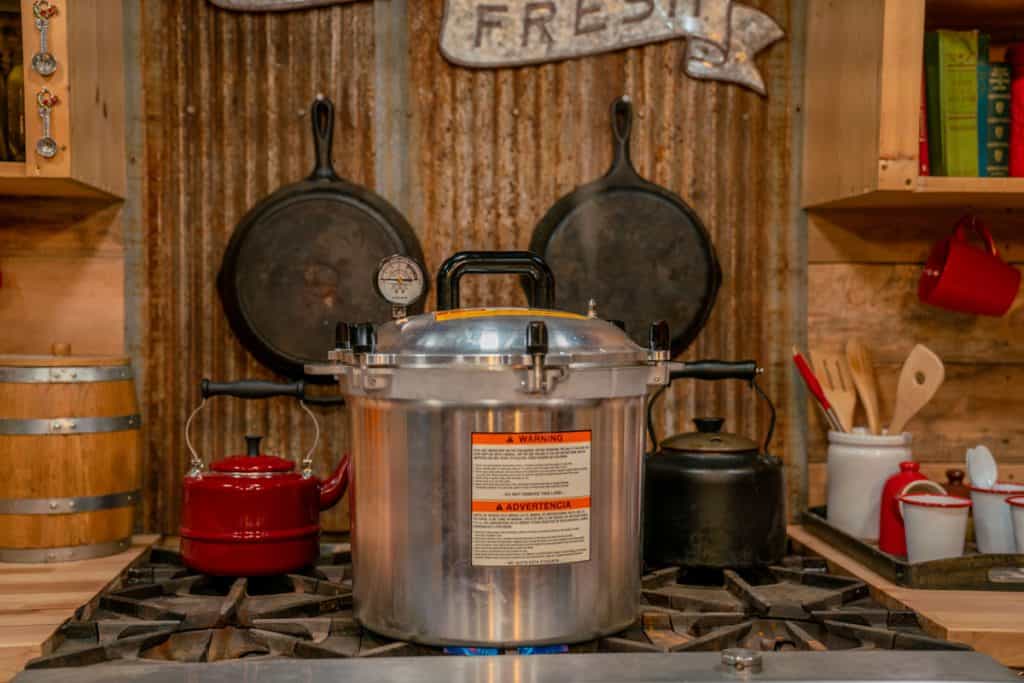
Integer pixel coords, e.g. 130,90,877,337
977,34,990,176
926,30,980,177
987,62,1011,177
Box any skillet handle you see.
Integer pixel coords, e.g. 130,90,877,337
610,96,634,170
436,251,555,311
309,94,339,181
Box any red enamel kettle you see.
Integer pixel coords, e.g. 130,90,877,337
180,379,349,576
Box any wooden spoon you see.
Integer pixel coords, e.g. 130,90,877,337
889,344,945,435
845,339,882,435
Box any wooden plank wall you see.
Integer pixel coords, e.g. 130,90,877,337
806,208,1024,505
137,0,800,533
0,203,125,356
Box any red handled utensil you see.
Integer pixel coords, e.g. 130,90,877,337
792,347,846,433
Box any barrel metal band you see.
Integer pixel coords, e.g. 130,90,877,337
0,366,133,383
0,538,131,563
0,414,141,435
0,489,139,515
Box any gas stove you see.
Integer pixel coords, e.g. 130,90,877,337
15,545,1015,682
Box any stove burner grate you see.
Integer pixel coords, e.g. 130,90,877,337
24,548,969,671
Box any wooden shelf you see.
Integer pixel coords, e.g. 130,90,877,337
0,0,125,202
806,177,1024,209
0,174,121,200
926,0,1024,33
801,0,1024,211
0,162,25,178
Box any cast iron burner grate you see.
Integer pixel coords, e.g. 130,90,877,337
24,548,969,670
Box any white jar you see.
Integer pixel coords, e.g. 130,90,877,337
827,429,911,541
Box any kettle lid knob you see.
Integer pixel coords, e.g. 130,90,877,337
245,435,263,457
693,417,725,434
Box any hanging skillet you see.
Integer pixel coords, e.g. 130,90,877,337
218,95,426,381
528,96,720,358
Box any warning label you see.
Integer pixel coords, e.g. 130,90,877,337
471,430,591,567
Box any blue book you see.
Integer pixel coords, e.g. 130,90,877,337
987,63,1011,177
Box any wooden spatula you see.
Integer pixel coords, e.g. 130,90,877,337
889,344,945,435
845,339,882,435
811,351,857,433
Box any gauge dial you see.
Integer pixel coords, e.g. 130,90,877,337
375,255,426,307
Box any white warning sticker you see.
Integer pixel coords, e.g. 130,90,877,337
471,430,592,567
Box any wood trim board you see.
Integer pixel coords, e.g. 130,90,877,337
789,525,1024,667
0,535,156,681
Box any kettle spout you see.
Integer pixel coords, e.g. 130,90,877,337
318,454,350,511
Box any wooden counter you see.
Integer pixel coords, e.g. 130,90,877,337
789,525,1024,667
0,535,157,682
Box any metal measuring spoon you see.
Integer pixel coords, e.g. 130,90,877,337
31,0,58,77
35,88,59,159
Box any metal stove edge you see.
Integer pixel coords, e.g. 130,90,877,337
12,651,1018,683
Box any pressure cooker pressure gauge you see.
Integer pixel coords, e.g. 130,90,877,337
375,255,426,319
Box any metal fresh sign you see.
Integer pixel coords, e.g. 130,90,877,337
440,0,784,94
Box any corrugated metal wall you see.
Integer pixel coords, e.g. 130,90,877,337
139,0,799,533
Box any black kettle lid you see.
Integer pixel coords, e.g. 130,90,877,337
659,417,759,455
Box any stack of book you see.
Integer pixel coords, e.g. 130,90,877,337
922,31,1021,178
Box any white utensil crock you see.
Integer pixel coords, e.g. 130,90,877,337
898,494,971,564
827,429,911,541
970,482,1024,553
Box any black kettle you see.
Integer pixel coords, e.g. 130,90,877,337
643,361,786,569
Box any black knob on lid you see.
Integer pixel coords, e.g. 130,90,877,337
353,323,376,353
609,319,626,331
649,320,670,352
526,321,549,355
693,417,725,434
245,435,263,457
335,322,352,350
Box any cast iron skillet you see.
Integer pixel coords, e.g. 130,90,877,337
218,95,425,381
528,96,721,358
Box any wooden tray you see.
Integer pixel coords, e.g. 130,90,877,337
801,507,1024,590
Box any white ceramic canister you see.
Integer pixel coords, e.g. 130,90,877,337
827,429,911,541
970,482,1024,553
1008,496,1024,554
898,494,971,564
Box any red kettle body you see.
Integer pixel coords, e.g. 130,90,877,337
179,380,348,576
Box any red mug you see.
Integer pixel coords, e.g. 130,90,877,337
918,216,1021,317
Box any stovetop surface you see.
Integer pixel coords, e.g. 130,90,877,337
20,543,975,675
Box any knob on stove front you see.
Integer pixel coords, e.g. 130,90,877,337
721,648,762,673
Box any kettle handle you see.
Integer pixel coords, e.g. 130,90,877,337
670,360,761,382
647,361,776,456
201,379,305,399
186,378,333,475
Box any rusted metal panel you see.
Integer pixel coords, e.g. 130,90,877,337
139,0,798,533
140,0,375,533
409,0,797,505
209,0,364,11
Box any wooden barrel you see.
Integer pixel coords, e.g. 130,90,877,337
0,351,140,562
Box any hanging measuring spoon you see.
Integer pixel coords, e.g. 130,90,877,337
35,88,59,159
31,0,59,77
